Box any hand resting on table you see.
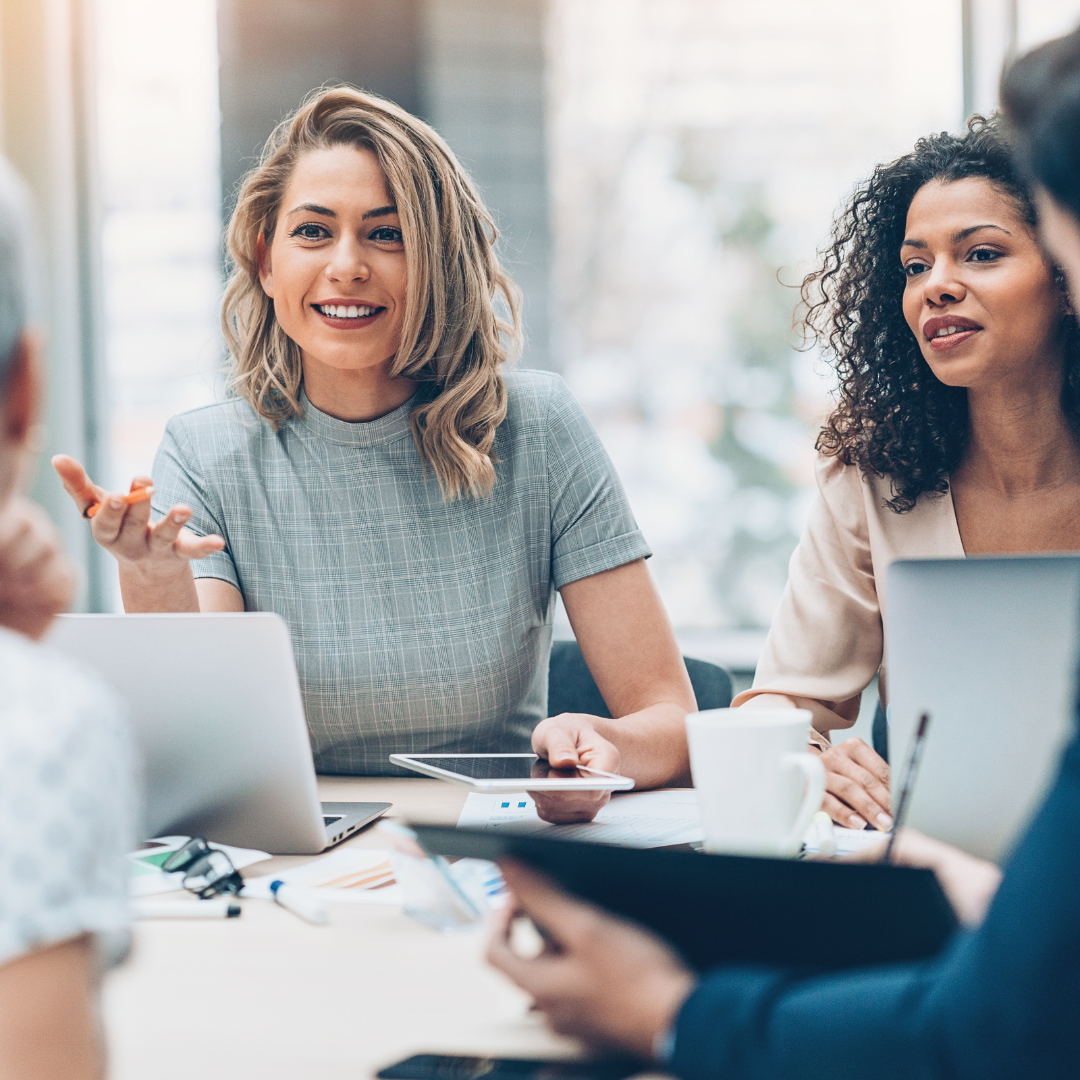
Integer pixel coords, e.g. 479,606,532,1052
816,736,893,832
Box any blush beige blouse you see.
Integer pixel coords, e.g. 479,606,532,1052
731,453,965,739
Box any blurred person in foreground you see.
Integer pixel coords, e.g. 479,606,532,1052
486,32,1080,1078
0,161,138,1079
734,114,1080,832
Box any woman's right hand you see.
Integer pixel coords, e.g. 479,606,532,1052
51,455,225,575
818,736,893,832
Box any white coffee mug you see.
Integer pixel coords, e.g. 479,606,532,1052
686,707,826,857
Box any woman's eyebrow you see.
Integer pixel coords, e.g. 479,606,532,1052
361,204,397,220
902,224,1012,249
951,223,1011,242
286,202,335,217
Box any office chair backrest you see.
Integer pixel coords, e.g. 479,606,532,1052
547,640,732,719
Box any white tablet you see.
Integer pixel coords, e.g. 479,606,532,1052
388,753,635,792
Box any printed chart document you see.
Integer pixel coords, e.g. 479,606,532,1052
456,788,704,848
457,792,891,855
243,849,402,905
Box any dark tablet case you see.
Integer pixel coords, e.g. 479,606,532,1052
412,824,960,971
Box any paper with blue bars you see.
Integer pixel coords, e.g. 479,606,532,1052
456,788,704,848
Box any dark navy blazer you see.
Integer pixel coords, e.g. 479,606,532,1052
671,724,1080,1080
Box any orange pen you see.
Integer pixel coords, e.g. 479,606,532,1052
83,481,155,520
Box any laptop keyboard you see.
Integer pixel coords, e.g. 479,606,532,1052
323,815,344,826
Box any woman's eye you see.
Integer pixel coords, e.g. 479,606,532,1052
370,226,403,244
903,261,929,278
290,223,330,241
969,247,1001,263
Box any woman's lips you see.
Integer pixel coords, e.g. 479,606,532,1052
313,304,385,329
928,328,980,352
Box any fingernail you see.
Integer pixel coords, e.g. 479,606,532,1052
173,512,186,523
877,813,894,831
849,814,867,829
108,497,123,510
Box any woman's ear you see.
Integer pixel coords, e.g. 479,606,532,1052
256,232,274,297
1,331,43,447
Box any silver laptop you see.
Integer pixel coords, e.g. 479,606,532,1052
887,556,1080,863
46,613,390,855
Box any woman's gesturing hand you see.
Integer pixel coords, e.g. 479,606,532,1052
52,455,225,573
530,714,621,825
818,736,893,832
487,859,694,1057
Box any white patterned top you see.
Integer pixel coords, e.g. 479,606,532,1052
0,626,139,968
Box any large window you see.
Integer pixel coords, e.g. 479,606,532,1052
91,0,1080,637
547,0,1077,653
96,0,222,506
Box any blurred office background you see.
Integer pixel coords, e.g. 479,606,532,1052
2,0,1079,691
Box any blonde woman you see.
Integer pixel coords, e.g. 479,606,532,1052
53,88,694,822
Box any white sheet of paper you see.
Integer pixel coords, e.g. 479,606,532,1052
803,826,888,856
457,791,890,857
456,788,704,847
243,848,402,905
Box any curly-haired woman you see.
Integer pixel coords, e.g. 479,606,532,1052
52,87,696,823
733,117,1080,830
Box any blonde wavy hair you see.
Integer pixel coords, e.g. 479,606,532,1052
221,86,522,499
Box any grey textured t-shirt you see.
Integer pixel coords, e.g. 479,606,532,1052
152,370,650,774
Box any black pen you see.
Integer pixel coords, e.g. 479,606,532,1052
883,711,931,865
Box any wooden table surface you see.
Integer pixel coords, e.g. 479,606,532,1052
102,776,581,1079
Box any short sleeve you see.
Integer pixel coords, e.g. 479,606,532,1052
546,379,651,589
0,631,140,970
732,454,883,729
151,415,240,590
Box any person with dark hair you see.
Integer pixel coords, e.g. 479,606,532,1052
731,116,1080,830
1002,24,1080,307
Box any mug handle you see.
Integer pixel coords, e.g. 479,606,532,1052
779,752,827,855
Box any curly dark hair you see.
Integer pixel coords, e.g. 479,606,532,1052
802,116,1080,512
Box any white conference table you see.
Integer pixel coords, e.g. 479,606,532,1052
103,776,595,1080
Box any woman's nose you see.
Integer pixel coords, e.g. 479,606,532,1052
326,236,370,282
924,258,966,305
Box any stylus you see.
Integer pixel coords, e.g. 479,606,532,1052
884,711,931,865
270,879,329,925
132,899,241,919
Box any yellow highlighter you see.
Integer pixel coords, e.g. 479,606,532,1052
83,481,155,520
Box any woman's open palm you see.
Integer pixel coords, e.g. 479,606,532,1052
51,455,224,571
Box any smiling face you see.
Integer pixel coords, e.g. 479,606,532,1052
258,144,408,378
901,177,1063,391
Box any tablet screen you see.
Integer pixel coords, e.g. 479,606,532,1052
408,755,603,782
